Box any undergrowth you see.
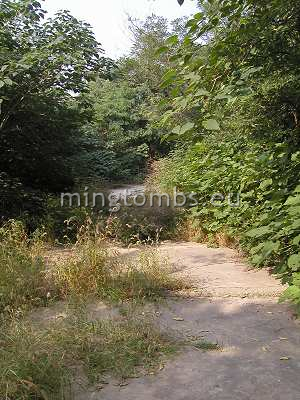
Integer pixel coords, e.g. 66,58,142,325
0,218,185,315
0,314,175,400
149,136,300,312
0,219,183,399
44,195,181,246
0,220,55,315
52,236,185,303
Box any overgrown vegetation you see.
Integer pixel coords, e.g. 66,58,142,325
0,219,182,399
0,315,175,400
1,1,300,396
53,235,184,303
149,0,300,311
0,219,184,315
0,218,183,399
0,0,114,221
0,220,53,314
0,322,71,400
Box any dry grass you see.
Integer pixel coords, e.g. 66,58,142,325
52,241,186,303
49,315,176,382
0,313,176,400
0,321,71,400
0,219,186,314
0,221,55,315
0,220,184,400
174,217,237,249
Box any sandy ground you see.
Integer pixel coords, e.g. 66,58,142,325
45,241,300,399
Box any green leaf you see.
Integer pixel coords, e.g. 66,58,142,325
250,242,264,255
293,185,300,193
251,254,264,265
166,35,179,46
280,285,300,302
0,65,8,73
285,195,300,206
162,69,177,81
194,12,204,21
246,225,273,238
3,78,13,86
214,93,233,101
202,119,220,131
259,179,273,190
195,89,210,96
292,235,300,246
155,46,169,56
172,122,195,136
290,219,300,230
262,240,280,255
288,254,300,271
291,152,300,162
287,206,300,216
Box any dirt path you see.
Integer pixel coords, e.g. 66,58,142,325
75,242,300,400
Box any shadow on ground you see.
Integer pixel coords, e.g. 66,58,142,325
75,298,300,400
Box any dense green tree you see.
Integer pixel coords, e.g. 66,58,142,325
76,78,150,181
155,0,300,308
121,15,172,91
75,14,187,182
0,0,112,218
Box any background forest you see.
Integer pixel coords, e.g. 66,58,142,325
1,0,300,309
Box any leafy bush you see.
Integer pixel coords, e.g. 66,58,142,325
152,0,300,310
152,135,300,309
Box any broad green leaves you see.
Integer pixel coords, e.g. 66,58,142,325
292,235,300,246
246,226,273,238
259,179,273,190
172,122,195,136
157,0,264,140
166,35,179,46
202,119,220,131
153,0,300,312
285,195,300,206
288,254,300,272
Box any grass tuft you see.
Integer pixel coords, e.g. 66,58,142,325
0,315,176,400
0,322,71,400
193,340,222,351
0,220,186,313
0,220,184,399
52,242,185,303
0,220,55,315
50,315,176,382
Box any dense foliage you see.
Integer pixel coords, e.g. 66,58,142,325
1,0,300,310
75,15,184,181
0,0,112,219
153,0,300,310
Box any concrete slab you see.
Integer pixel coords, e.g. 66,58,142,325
160,242,286,298
75,298,300,400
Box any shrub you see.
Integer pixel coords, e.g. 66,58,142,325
150,137,300,310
